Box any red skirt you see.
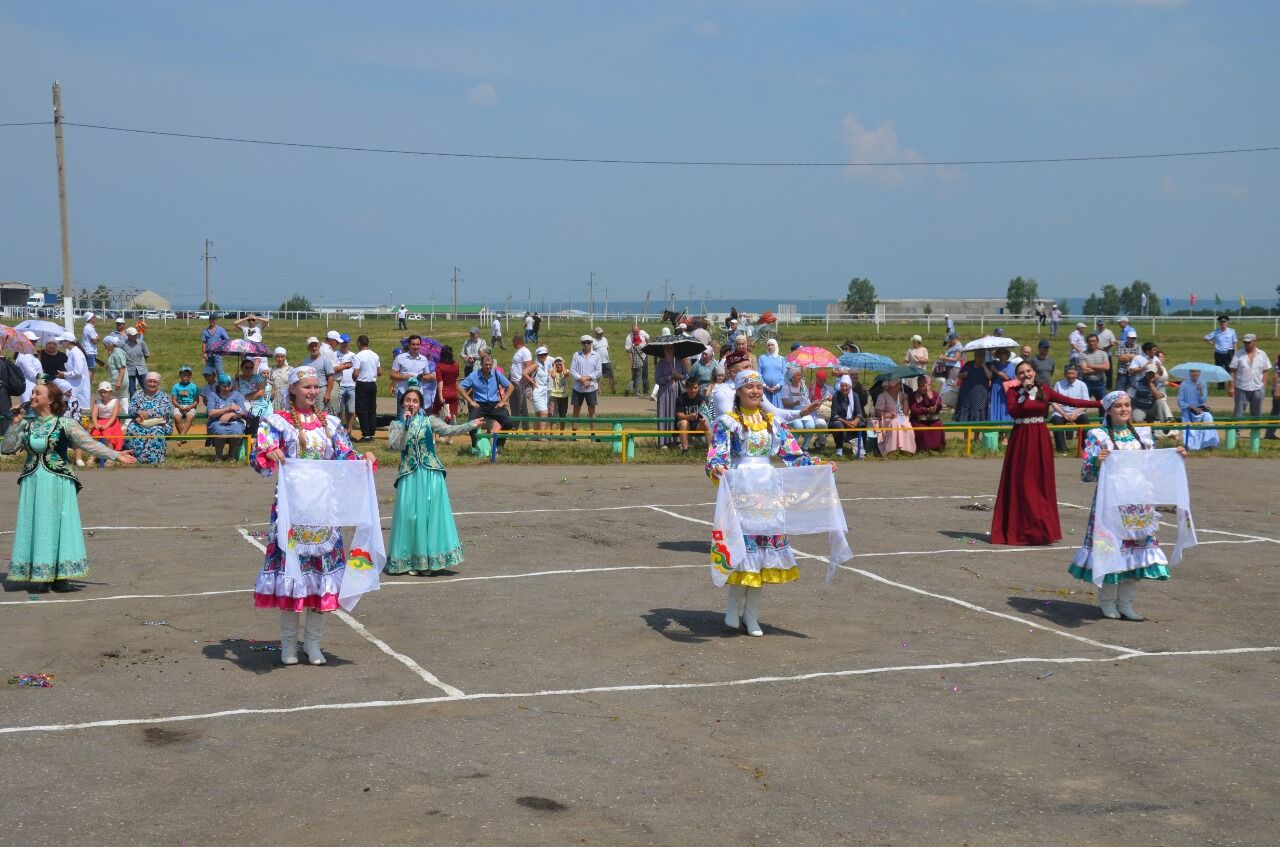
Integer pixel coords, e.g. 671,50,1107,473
990,421,1060,546
90,418,124,451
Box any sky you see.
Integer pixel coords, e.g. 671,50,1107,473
2,1,1278,310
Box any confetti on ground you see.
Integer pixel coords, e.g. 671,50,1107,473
900,641,910,648
8,673,54,688
1037,672,1055,680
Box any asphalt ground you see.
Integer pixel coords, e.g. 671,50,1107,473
1,459,1277,846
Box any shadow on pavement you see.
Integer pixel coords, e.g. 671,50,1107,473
1006,595,1102,628
643,607,809,643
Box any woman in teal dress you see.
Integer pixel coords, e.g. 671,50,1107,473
3,382,136,592
386,384,483,575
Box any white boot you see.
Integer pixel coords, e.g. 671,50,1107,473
742,588,764,637
725,585,747,630
1116,580,1144,621
279,611,301,665
1097,582,1120,620
303,610,327,665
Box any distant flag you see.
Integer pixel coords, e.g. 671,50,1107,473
1190,292,1197,306
1239,294,1246,307
1165,296,1171,307
1214,293,1222,307
1141,292,1148,308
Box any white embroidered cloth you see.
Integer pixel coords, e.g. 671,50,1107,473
711,464,852,587
276,460,385,610
1091,448,1197,585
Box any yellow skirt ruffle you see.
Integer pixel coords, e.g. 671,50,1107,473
727,566,799,588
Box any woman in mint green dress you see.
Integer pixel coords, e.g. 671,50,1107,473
3,382,136,592
385,384,483,575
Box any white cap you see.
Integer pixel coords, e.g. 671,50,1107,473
84,311,95,321
114,317,125,324
1118,316,1130,322
22,330,38,341
306,336,321,345
580,334,593,342
326,330,342,341
98,381,113,392
910,334,923,342
59,332,76,342
125,327,138,336
273,346,287,356
1075,322,1087,329
535,346,548,355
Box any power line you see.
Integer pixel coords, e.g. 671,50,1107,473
2,118,1279,167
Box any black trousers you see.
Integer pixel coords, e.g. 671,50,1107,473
469,403,511,449
355,381,378,438
1213,349,1233,387
1050,412,1090,452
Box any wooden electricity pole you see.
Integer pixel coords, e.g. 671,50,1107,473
203,239,216,310
52,82,74,332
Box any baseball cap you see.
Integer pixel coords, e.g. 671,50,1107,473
326,330,341,341
179,364,193,373
910,334,923,342
125,327,138,336
594,327,604,334
580,334,593,342
84,311,94,321
216,373,233,385
1243,332,1258,342
469,326,480,333
306,336,320,345
23,330,38,341
339,333,350,343
535,346,548,355
1075,322,1087,329
1038,339,1051,348
114,317,125,324
273,346,287,356
59,332,75,342
97,381,113,391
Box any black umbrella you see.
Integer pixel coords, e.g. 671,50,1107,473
641,334,705,359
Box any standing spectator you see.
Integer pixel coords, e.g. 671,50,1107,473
1268,352,1280,440
102,337,127,412
943,314,955,336
38,337,67,383
940,334,965,385
1204,314,1238,388
532,312,542,341
433,345,460,423
953,350,991,424
490,315,505,350
16,331,42,406
986,348,1017,436
134,315,148,337
688,346,716,393
323,330,343,368
104,317,127,349
300,337,337,414
829,375,867,458
593,327,615,394
570,334,602,431
267,347,292,413
529,346,551,431
757,339,787,406
1030,339,1055,385
1049,305,1062,337
1078,334,1110,400
1116,330,1140,391
170,365,201,435
903,334,930,391
353,335,381,441
235,355,268,435
123,372,173,464
334,334,358,431
548,357,569,430
391,334,434,416
1067,322,1088,364
201,314,230,376
80,312,99,382
1228,333,1272,437
1094,319,1117,390
234,314,269,342
397,304,408,330
910,377,945,453
1049,364,1092,452
458,354,512,459
655,345,689,448
1117,316,1138,348
508,336,534,422
60,334,91,414
523,311,534,343
624,324,650,395
206,374,249,461
461,326,488,376
674,378,705,454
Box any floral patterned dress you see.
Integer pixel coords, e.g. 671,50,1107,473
1068,425,1170,584
251,409,366,611
706,409,815,587
123,389,173,464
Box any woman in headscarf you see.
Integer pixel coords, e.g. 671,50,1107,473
1068,391,1185,620
756,338,787,407
1177,368,1219,451
909,373,946,452
706,370,823,636
953,349,991,423
655,345,689,448
990,359,1101,546
3,382,135,592
251,366,377,666
385,381,483,576
874,378,916,455
205,373,249,462
267,347,292,411
123,371,174,464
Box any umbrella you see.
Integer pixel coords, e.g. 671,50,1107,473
786,346,838,369
14,319,66,345
0,325,36,355
642,334,705,359
961,335,1018,352
207,338,271,357
1169,361,1229,383
838,351,895,371
872,365,926,383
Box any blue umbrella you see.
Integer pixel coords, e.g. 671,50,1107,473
838,351,895,371
1169,361,1229,383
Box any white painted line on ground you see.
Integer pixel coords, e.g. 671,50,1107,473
0,588,250,607
4,646,1278,736
1058,499,1279,543
236,528,465,697
646,506,1144,656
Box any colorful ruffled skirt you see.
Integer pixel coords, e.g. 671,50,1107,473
1068,496,1170,584
725,534,800,588
253,499,346,611
385,469,464,574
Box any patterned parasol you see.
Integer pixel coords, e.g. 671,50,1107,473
0,324,37,355
207,338,272,357
785,346,839,369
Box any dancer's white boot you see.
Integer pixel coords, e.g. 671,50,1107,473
1097,582,1120,620
279,611,300,665
725,584,747,630
303,610,327,665
1116,580,1144,621
742,588,764,637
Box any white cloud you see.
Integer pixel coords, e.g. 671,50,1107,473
1159,176,1246,201
693,19,720,37
840,113,924,185
465,82,497,107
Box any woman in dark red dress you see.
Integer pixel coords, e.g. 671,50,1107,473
909,378,945,452
432,346,461,422
990,360,1101,545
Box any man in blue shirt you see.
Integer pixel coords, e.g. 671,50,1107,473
458,354,512,460
1204,314,1238,388
201,314,230,376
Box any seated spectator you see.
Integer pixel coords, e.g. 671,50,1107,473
674,378,705,455
781,366,821,449
233,355,268,436
829,375,867,459
1128,365,1166,423
1049,364,1092,453
124,372,173,464
170,365,200,435
89,381,124,467
205,373,249,462
1177,368,1219,451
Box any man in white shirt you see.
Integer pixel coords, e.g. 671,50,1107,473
1094,319,1117,390
391,334,435,415
352,334,381,442
1049,364,1093,452
593,327,615,394
508,336,534,420
570,334,602,431
491,316,505,350
335,334,359,430
396,305,408,330
1067,322,1087,364
623,324,650,395
80,312,99,380
1229,333,1272,429
234,314,269,342
300,337,337,413
103,317,127,350
461,326,488,376
523,312,534,343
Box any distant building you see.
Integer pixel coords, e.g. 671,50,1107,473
0,280,34,307
129,289,171,310
827,297,1046,317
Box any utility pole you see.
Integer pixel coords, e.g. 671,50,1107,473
430,292,436,332
588,272,595,327
202,239,216,310
604,287,609,321
452,267,460,319
663,278,670,312
51,81,74,332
